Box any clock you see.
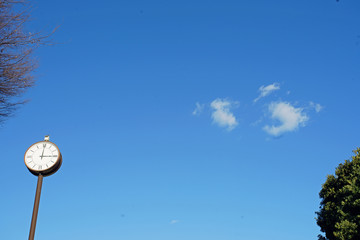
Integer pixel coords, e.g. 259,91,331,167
24,136,62,176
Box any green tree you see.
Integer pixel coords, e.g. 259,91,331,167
316,149,360,240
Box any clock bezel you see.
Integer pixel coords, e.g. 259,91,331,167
24,140,62,177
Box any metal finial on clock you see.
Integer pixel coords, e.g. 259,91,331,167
44,135,50,141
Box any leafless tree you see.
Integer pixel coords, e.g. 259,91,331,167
0,0,49,123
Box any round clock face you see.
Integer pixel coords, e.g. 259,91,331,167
24,141,61,173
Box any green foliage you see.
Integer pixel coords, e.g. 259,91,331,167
316,148,360,240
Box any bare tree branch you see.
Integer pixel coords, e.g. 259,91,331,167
0,0,52,123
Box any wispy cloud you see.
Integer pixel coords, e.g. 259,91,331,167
210,98,238,131
170,220,179,224
309,101,323,113
192,102,205,116
254,83,280,103
251,117,263,127
263,101,308,137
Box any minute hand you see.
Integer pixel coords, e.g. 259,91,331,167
40,147,45,160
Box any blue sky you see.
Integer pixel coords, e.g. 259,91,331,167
1,0,360,239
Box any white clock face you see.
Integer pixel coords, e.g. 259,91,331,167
25,141,60,172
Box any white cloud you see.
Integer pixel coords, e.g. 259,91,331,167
263,101,309,137
309,101,323,113
170,220,179,224
192,102,204,116
254,83,280,103
210,98,238,131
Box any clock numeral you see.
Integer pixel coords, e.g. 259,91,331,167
43,144,46,148
53,155,58,157
26,156,32,158
50,160,54,163
37,145,39,149
38,165,42,170
46,164,49,168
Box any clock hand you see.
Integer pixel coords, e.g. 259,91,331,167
40,146,45,160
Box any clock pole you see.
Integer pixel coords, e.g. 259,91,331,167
29,173,43,240
25,136,62,240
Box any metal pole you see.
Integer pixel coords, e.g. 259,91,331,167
29,174,43,240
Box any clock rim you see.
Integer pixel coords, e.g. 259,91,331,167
24,140,62,175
